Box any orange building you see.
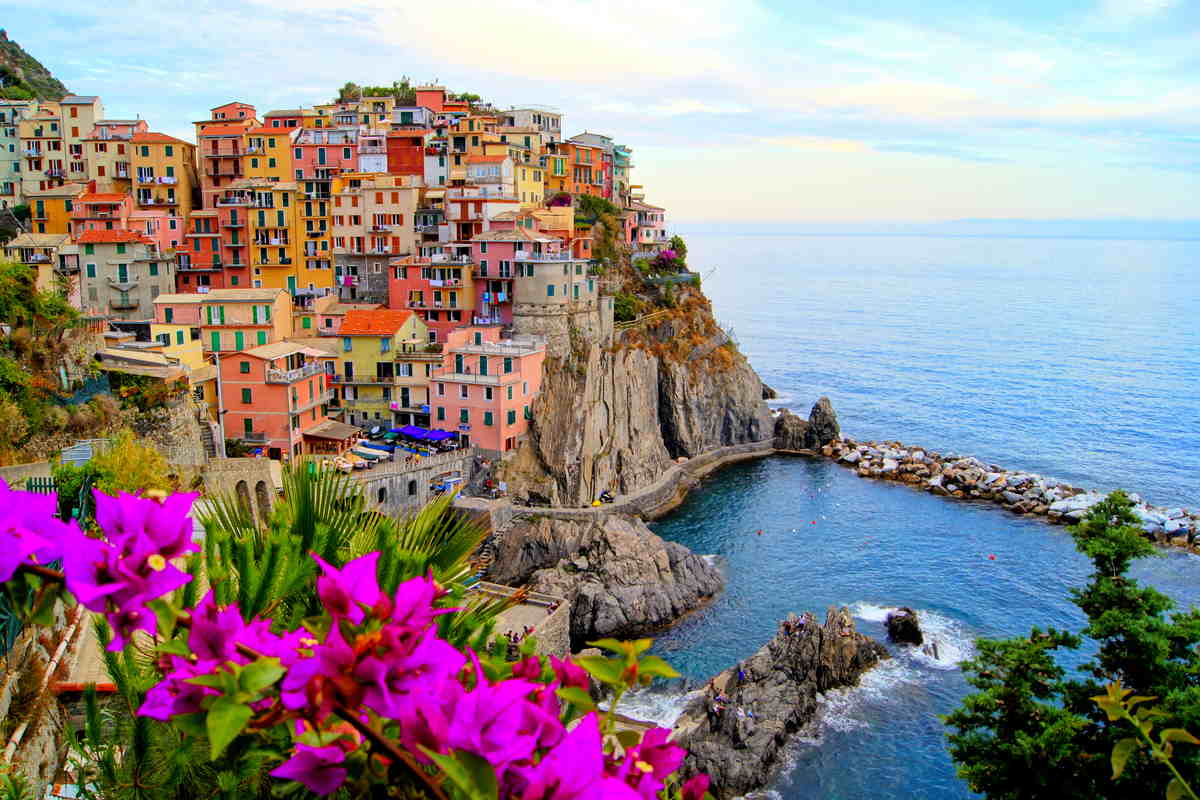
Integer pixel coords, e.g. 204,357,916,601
218,340,336,461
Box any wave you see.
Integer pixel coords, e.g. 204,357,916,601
612,684,699,728
849,602,976,670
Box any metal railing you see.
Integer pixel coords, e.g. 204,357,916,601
266,361,325,384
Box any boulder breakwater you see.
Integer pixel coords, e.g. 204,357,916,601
815,434,1200,548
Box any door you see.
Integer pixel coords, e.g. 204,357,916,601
287,275,297,295
234,331,244,351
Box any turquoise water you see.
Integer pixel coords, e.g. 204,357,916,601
636,233,1200,798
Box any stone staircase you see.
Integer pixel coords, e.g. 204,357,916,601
200,423,217,459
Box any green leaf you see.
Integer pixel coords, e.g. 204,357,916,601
587,638,629,656
157,638,192,657
1167,778,1187,800
575,655,624,686
186,672,233,691
206,696,253,760
555,686,596,712
1160,729,1200,747
237,657,285,696
636,655,681,680
1111,737,1138,779
425,750,499,800
615,729,642,749
148,598,179,639
173,712,207,738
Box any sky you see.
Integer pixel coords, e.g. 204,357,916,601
4,0,1200,223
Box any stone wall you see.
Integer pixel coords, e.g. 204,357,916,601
0,460,53,486
512,298,613,358
131,398,207,468
355,449,477,514
201,458,281,525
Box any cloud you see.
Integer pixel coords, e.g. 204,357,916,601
1097,0,1179,24
757,136,872,153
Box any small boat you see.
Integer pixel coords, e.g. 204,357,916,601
343,453,370,470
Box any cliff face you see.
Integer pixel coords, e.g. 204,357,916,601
503,287,772,505
673,608,888,798
487,513,724,650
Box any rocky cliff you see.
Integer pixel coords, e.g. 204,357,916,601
487,513,724,650
503,287,773,505
0,30,68,100
773,396,841,451
673,608,888,798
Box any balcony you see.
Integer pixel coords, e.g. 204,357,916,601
330,374,397,385
513,251,568,262
307,231,323,238
178,261,222,272
293,389,334,413
433,371,500,386
266,361,325,384
223,220,245,228
241,431,268,443
75,209,118,219
472,269,512,280
406,300,457,310
25,253,51,264
109,298,139,311
45,167,65,178
368,225,391,233
216,196,248,206
136,175,157,184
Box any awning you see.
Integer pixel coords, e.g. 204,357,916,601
303,420,362,441
399,424,430,439
425,430,455,441
363,441,393,452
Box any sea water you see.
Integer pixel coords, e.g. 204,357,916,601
631,232,1200,798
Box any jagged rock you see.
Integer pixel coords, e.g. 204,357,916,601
487,513,723,650
772,408,810,451
885,607,923,645
761,382,778,400
673,608,888,798
806,396,840,448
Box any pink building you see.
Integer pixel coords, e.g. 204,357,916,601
218,341,336,461
69,192,132,238
469,228,568,326
429,326,546,453
293,128,359,199
129,209,183,252
387,254,471,343
153,292,203,325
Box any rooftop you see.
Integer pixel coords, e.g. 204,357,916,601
303,420,361,441
4,233,69,248
154,293,204,305
202,288,287,303
78,192,127,203
339,309,415,336
132,132,190,145
242,341,311,360
198,124,252,137
60,95,100,104
75,230,153,245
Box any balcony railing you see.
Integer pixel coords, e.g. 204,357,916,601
513,251,568,262
216,197,247,206
432,372,500,386
223,220,245,228
407,300,457,310
293,389,334,413
266,361,325,384
330,374,397,385
241,431,268,443
25,254,51,264
110,298,139,310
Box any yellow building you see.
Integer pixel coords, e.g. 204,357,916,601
25,183,85,235
514,161,545,208
150,322,206,370
131,132,198,219
221,178,334,293
543,153,569,197
60,96,104,183
299,190,334,290
333,309,429,429
243,126,296,183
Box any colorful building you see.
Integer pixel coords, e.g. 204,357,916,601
430,326,546,452
468,228,567,325
25,182,85,235
84,119,146,194
69,192,132,239
198,288,293,352
627,199,668,248
331,173,420,302
218,341,335,461
77,229,175,320
176,211,226,292
2,232,70,294
0,100,37,206
243,127,296,183
387,254,474,342
131,132,197,220
331,309,429,429
195,103,258,208
60,96,105,183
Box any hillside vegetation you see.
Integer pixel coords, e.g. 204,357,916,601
0,30,68,101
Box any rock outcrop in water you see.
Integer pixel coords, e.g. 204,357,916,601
501,287,772,506
672,608,888,799
885,606,923,646
773,397,841,451
822,437,1200,549
486,513,724,650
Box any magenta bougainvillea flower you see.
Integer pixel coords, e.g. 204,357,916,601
550,655,589,691
516,713,640,800
680,773,711,800
0,478,76,580
313,551,381,624
270,744,348,796
610,726,687,798
93,489,200,560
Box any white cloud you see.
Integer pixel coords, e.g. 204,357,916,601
1097,0,1179,24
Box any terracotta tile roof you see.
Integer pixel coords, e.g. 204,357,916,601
339,309,414,336
133,132,190,145
75,229,152,245
78,193,128,203
264,109,305,117
470,155,507,163
198,124,252,137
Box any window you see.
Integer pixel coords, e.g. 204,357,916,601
239,360,250,373
165,145,174,157
302,316,312,329
342,147,351,160
507,410,517,425
257,331,267,345
149,263,158,276
473,331,482,345
507,386,513,400
380,337,391,353
85,263,96,278
343,337,352,352
437,383,444,396
241,388,252,403
175,330,184,345
116,243,126,254
436,406,445,421
547,284,555,297
484,387,493,400
459,409,469,424
84,244,94,255
460,385,468,399
483,411,493,426
503,357,512,373
140,146,150,157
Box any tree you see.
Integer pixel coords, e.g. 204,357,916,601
669,234,688,264
945,491,1200,799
